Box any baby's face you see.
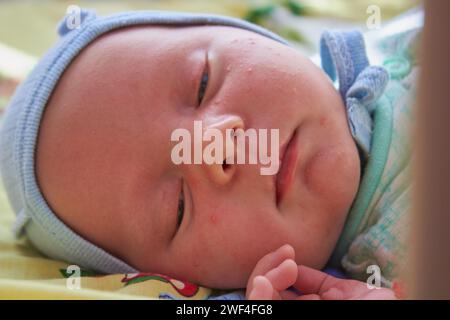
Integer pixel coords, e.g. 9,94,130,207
36,25,360,289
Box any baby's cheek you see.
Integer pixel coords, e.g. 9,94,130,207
306,145,347,197
175,239,214,283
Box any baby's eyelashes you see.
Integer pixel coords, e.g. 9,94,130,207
197,69,209,106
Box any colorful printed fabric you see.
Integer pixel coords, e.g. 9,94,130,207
0,203,243,299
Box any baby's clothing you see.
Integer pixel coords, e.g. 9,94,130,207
322,28,420,287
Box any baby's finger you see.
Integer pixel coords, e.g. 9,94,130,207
246,244,295,292
321,288,344,300
248,276,274,300
296,294,321,300
264,259,298,292
293,265,336,295
279,290,300,300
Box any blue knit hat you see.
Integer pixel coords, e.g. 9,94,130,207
0,9,289,273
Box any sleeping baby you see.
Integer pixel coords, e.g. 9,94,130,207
0,9,418,299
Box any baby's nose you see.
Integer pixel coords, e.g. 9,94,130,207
200,114,244,186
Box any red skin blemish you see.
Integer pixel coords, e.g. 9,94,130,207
209,214,218,225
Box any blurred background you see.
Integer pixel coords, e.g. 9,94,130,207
0,0,418,56
0,0,418,114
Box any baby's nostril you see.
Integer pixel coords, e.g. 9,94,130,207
222,159,230,171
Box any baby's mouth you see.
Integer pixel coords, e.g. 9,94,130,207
275,127,300,206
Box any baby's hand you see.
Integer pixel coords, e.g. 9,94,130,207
246,245,397,300
246,244,299,300
291,265,397,300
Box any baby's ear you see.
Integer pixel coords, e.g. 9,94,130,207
57,7,97,37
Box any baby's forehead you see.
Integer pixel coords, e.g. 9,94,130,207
52,23,267,106
41,22,283,149
83,24,252,54
54,25,208,88
42,25,241,153
51,27,181,102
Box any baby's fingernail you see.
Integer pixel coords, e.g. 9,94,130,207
276,244,289,252
276,244,294,256
253,275,266,286
254,275,265,282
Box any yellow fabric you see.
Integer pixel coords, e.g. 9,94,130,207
0,181,221,300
